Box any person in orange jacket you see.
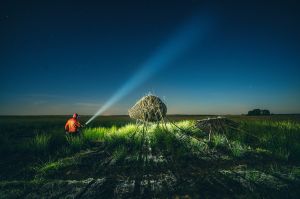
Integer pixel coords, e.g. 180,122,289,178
65,113,84,135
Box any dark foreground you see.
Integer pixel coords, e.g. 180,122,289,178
0,115,300,198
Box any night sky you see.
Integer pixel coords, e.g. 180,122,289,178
1,0,299,115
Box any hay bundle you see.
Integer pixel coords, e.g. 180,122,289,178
196,116,239,141
196,116,239,133
128,95,167,122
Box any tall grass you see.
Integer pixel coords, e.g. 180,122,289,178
149,124,178,153
6,119,299,164
34,134,51,148
110,146,127,165
68,120,300,162
211,134,227,148
28,133,52,155
229,141,247,157
83,127,108,142
239,121,300,161
65,135,86,152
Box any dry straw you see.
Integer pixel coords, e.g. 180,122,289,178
128,95,167,122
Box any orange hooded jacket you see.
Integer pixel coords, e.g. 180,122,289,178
65,118,82,133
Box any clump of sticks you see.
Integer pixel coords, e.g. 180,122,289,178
196,116,239,141
128,95,167,122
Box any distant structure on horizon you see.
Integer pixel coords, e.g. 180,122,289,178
247,109,271,116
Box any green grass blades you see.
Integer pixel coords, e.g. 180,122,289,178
27,133,52,155
1,116,300,198
240,120,300,161
229,141,247,157
65,135,86,152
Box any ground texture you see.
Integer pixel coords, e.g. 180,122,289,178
0,115,300,198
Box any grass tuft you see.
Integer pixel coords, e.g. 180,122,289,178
230,141,247,157
212,134,227,148
65,135,86,152
29,133,52,155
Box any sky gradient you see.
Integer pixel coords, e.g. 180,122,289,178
1,0,300,115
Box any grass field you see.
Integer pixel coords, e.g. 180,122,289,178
0,115,300,198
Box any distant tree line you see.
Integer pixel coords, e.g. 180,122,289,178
247,109,271,116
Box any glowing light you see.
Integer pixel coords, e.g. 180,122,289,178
86,15,213,125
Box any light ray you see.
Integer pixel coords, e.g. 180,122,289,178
86,14,213,125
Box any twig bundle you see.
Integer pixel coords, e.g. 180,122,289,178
128,95,167,122
196,116,239,134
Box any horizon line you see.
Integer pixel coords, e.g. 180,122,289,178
1,113,300,117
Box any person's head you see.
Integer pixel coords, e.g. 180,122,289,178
73,113,79,119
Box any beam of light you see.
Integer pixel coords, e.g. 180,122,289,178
86,14,213,125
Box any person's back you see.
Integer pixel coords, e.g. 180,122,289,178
65,113,82,134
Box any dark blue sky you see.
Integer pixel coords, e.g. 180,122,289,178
1,0,299,115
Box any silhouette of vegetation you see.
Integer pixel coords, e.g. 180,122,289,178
248,108,271,116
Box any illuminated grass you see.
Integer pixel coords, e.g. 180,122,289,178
2,116,300,198
239,120,300,161
21,119,299,163
175,120,197,131
16,119,300,164
34,156,78,178
27,133,52,154
211,134,227,148
83,127,108,141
